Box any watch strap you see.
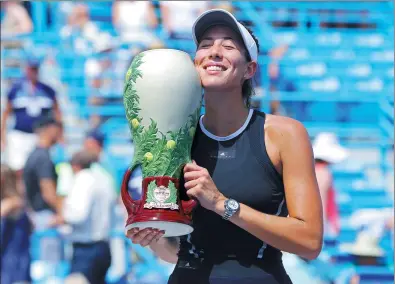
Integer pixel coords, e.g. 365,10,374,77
222,199,238,220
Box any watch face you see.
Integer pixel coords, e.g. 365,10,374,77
227,199,239,210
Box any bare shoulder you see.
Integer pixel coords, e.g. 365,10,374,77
265,114,311,148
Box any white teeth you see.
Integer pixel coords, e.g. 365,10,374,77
207,66,224,71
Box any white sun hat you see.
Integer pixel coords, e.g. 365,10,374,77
340,231,385,257
192,9,258,62
312,132,349,164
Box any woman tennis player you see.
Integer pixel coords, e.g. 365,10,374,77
127,9,323,284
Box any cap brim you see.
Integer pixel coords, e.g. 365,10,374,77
192,9,258,62
193,9,240,46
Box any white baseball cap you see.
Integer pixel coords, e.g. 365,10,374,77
192,9,258,62
312,132,349,164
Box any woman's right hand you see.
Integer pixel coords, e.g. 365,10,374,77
126,227,165,247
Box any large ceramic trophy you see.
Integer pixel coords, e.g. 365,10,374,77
121,49,202,237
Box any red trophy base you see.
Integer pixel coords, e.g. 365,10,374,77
121,171,197,237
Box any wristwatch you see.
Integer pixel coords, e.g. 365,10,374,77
223,198,240,220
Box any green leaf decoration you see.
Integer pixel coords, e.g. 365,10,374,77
129,53,144,83
123,53,144,138
123,52,202,178
166,181,178,204
146,180,157,203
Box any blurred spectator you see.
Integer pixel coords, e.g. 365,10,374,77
37,46,65,93
1,164,32,284
160,1,209,39
85,130,121,193
213,1,235,12
84,34,128,129
56,130,118,197
249,14,294,115
62,151,115,284
60,3,100,55
0,1,33,37
56,158,75,198
112,1,159,46
342,208,394,263
313,132,349,237
1,55,63,172
23,115,63,262
257,19,289,81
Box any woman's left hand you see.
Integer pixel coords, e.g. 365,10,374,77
184,161,226,212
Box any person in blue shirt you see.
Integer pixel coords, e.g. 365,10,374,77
1,56,63,172
1,163,32,284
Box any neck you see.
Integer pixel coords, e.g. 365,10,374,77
202,89,249,137
28,79,38,87
37,135,52,149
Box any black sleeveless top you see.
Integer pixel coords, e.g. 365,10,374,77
172,110,292,284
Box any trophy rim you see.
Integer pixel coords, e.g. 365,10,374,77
140,48,192,58
125,221,194,237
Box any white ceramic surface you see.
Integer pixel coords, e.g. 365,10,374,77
125,221,194,237
135,49,202,133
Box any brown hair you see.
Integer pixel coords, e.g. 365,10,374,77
70,151,97,170
240,24,260,108
1,164,19,201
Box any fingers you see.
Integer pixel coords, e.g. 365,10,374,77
184,162,204,173
156,230,166,242
186,188,198,200
184,179,199,190
184,171,202,182
126,227,166,247
140,230,160,247
131,228,154,244
126,227,140,239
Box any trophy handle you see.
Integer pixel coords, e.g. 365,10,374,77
181,199,198,216
121,167,141,216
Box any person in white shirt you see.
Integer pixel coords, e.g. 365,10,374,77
112,1,159,46
59,4,101,55
160,1,209,39
62,151,116,284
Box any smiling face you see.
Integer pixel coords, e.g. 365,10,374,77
194,25,256,93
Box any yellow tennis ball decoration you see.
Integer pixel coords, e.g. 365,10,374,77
166,140,176,150
189,127,196,138
125,68,132,81
131,118,139,129
144,152,153,161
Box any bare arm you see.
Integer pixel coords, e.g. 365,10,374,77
159,3,171,32
149,237,179,264
53,100,63,123
268,44,289,79
147,3,158,28
212,119,323,260
1,102,12,149
269,44,289,60
112,2,120,28
40,179,61,214
52,100,65,143
315,165,332,223
1,196,23,217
